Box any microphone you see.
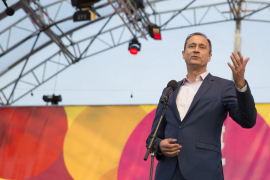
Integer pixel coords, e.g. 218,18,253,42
6,8,14,16
160,80,178,104
2,0,15,16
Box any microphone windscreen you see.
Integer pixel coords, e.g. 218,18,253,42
167,80,178,91
6,8,15,16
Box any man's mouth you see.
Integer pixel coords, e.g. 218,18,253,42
192,56,199,58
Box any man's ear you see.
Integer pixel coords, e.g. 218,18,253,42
182,51,185,59
208,53,212,62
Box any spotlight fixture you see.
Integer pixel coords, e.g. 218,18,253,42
71,0,100,8
128,38,141,55
148,24,161,40
43,94,62,105
2,0,15,16
71,0,97,21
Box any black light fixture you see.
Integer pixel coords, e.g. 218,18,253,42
73,10,92,22
43,94,62,105
71,0,98,22
148,24,161,40
128,38,141,55
71,0,100,8
129,0,144,13
2,0,15,16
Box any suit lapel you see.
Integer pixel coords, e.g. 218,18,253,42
171,80,183,123
182,73,215,122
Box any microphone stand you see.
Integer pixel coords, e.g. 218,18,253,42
144,99,170,180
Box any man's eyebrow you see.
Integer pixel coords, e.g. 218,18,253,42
188,42,207,46
199,43,207,46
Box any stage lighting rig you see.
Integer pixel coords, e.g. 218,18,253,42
43,94,62,105
2,0,15,16
109,0,163,56
128,38,141,55
108,0,148,40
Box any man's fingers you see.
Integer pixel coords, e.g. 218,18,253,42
162,145,182,152
227,62,236,73
230,55,238,67
164,150,180,157
232,52,241,65
237,50,244,64
162,143,181,150
160,138,182,155
167,138,177,143
244,57,250,66
160,138,182,157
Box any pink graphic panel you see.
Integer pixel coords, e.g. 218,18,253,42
118,109,158,180
223,114,270,180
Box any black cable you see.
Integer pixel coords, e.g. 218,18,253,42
2,0,8,8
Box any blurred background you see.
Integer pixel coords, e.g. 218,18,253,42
1,1,270,180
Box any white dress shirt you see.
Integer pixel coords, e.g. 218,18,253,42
176,71,247,121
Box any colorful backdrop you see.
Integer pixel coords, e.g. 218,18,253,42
0,104,269,180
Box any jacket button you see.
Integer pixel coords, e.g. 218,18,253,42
179,126,182,129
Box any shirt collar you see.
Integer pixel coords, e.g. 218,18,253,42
182,71,209,85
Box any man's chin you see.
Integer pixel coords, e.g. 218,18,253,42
189,62,201,66
188,63,207,69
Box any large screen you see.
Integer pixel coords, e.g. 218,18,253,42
0,104,269,180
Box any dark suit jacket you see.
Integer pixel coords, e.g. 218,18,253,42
147,73,257,180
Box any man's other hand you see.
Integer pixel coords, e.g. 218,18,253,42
227,50,249,88
159,138,182,157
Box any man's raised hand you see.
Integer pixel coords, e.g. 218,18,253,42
227,50,250,88
159,138,182,157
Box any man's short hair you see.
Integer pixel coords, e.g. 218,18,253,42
184,32,212,54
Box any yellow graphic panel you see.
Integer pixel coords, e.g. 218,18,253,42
256,104,270,127
64,106,88,128
63,106,149,180
140,105,157,114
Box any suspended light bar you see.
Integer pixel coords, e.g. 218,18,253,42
128,38,141,55
43,94,62,105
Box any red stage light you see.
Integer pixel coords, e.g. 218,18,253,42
128,38,141,55
153,29,161,40
149,24,161,40
129,48,138,55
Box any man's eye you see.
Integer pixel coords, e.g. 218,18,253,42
200,46,205,49
190,46,195,48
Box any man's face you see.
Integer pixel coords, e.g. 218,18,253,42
182,35,212,68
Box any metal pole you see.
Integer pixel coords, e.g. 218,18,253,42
233,0,243,54
233,0,243,81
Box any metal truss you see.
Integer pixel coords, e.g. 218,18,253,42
108,0,149,39
1,0,270,105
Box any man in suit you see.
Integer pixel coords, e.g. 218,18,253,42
147,32,257,180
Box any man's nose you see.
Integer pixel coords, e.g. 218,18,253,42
193,48,199,53
192,45,200,53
